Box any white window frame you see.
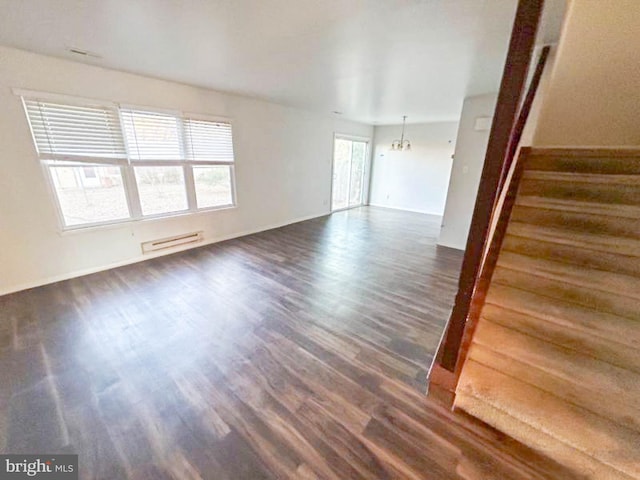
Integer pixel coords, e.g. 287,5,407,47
15,89,237,231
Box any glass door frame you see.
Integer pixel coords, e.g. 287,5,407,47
330,133,371,213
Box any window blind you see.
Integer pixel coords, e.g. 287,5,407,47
23,99,127,162
121,109,183,161
185,118,234,162
20,92,237,228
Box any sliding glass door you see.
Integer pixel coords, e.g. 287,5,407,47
331,137,368,211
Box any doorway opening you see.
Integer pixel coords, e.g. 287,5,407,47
331,136,369,211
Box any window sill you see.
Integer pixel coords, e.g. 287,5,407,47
58,204,237,236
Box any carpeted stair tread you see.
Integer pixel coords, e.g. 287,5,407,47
483,284,640,351
523,170,640,186
518,175,640,205
492,265,640,322
496,251,640,302
501,233,640,277
515,195,640,220
457,360,640,480
455,391,622,480
481,301,640,374
509,205,640,239
525,152,640,175
506,221,640,257
454,149,640,478
470,320,640,430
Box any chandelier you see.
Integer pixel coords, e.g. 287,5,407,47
391,115,411,151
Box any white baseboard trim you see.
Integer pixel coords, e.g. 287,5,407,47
367,203,443,220
436,240,465,251
0,211,329,296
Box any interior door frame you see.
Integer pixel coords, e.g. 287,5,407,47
330,133,372,213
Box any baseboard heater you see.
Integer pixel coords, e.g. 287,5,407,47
141,231,204,254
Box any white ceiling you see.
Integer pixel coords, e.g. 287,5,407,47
0,0,566,125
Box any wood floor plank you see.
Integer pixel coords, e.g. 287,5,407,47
0,207,575,479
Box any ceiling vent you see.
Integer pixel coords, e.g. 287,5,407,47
67,47,102,58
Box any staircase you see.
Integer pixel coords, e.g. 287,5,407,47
454,148,640,480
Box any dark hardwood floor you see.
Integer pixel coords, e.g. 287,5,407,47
0,207,577,479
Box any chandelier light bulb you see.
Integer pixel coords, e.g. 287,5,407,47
390,116,410,152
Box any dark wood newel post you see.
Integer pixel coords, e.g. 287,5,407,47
438,0,545,373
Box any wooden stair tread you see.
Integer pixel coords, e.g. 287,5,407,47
515,195,640,220
470,320,640,430
456,361,640,480
496,251,640,302
484,284,640,352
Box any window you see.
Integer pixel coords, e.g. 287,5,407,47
21,94,236,229
48,163,130,226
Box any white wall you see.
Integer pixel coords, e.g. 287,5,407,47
0,46,373,295
437,93,497,250
369,122,457,215
533,0,640,146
